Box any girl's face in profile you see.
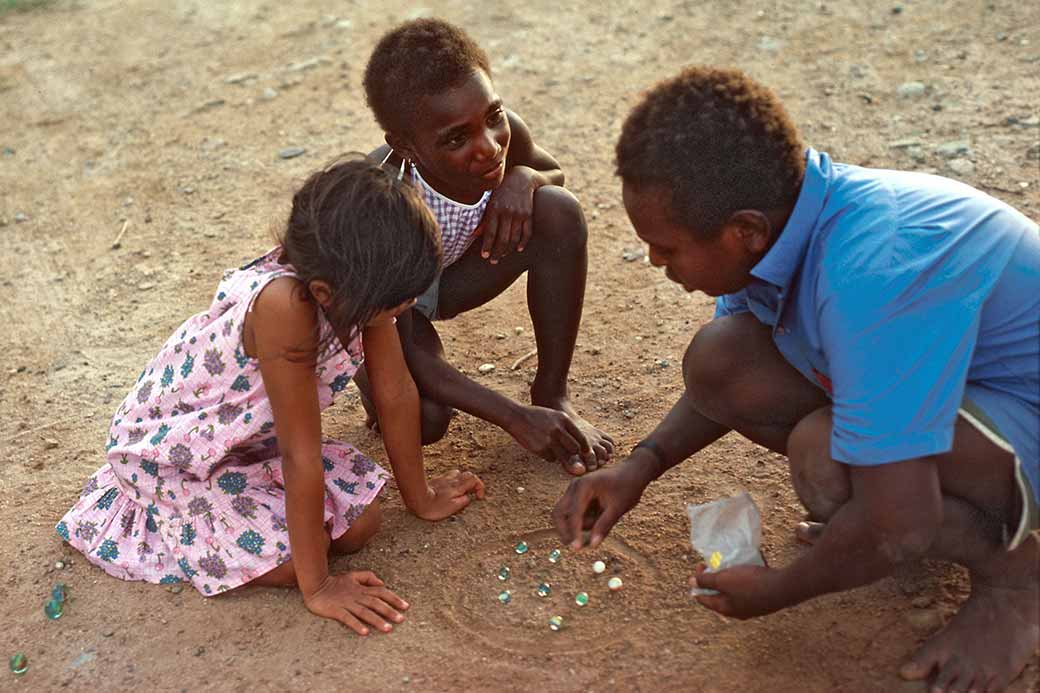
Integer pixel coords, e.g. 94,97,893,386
399,69,511,205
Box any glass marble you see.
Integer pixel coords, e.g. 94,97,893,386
44,599,63,620
498,590,512,604
9,653,28,675
51,583,67,603
607,577,623,592
497,566,511,581
514,541,529,555
592,560,606,574
548,549,561,564
536,582,552,597
548,616,563,631
575,592,589,607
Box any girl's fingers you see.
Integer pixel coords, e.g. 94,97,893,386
360,595,405,623
349,603,393,633
338,609,370,636
353,571,384,587
367,586,410,611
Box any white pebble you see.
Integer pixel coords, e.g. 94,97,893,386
478,363,496,374
592,560,606,574
516,486,525,493
607,576,623,591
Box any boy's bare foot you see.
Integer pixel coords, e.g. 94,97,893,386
899,576,1039,692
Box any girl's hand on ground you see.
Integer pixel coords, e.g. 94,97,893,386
689,564,786,620
303,570,410,635
508,405,595,473
477,166,536,263
552,460,654,549
412,469,485,521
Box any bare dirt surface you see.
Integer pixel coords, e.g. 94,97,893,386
1,1,1038,691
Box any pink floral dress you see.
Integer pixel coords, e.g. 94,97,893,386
57,248,387,595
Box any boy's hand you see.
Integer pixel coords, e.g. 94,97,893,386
508,405,597,474
303,570,409,635
411,469,485,521
477,166,537,264
689,564,788,619
553,460,655,549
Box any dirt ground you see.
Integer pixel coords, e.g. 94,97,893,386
1,0,1038,691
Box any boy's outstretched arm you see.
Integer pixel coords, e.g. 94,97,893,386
693,458,943,619
553,390,729,549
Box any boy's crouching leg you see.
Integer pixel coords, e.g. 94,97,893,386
787,408,850,525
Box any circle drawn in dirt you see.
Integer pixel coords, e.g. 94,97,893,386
439,529,664,654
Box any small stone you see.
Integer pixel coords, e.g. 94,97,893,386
947,158,975,177
14,212,28,223
905,608,943,633
101,628,115,637
593,560,606,574
516,486,525,493
548,615,564,631
44,598,64,619
261,87,279,100
622,247,645,262
497,566,510,581
607,577,623,591
194,646,205,657
44,439,59,449
224,72,258,85
335,19,353,29
168,584,183,595
514,327,523,335
536,582,552,597
913,49,928,63
477,363,496,374
286,57,329,72
497,590,511,604
896,82,926,99
54,560,65,570
548,549,562,564
891,4,903,13
935,141,972,159
9,653,28,675
514,541,529,554
278,147,306,160
575,592,589,607
51,583,67,603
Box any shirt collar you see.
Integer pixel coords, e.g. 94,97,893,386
749,148,831,291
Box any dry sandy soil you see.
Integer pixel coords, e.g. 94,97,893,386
1,0,1038,691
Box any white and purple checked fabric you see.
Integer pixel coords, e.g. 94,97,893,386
411,164,491,268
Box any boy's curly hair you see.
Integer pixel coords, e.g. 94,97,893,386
616,67,805,236
364,18,491,136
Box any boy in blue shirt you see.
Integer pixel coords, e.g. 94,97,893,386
554,67,1038,692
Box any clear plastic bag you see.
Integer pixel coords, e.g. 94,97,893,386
687,491,765,595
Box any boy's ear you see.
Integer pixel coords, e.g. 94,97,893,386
728,210,773,255
385,132,415,162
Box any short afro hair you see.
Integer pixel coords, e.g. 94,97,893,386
616,67,805,237
364,18,492,136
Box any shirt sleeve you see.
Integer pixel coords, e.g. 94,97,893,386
714,291,750,319
818,246,994,466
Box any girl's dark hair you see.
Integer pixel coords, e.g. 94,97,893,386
616,66,805,237
363,18,491,136
279,155,442,348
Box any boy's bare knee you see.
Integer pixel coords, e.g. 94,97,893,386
531,185,588,247
332,500,382,554
788,409,848,520
682,313,764,395
420,400,452,445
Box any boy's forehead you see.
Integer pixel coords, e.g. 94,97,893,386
418,70,499,130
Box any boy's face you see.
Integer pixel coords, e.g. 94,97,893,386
398,69,511,203
622,182,760,297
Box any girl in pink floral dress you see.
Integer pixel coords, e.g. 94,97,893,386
58,157,485,635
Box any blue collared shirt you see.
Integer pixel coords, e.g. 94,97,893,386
716,149,1039,492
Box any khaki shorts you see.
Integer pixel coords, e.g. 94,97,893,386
959,399,1040,551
